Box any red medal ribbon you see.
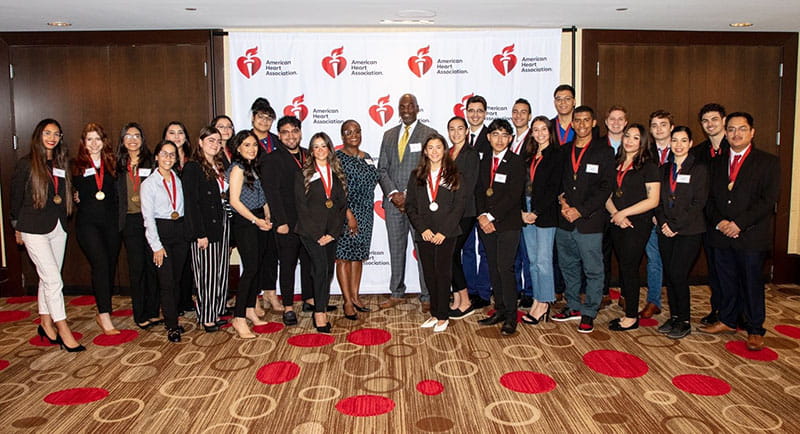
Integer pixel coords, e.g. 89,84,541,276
529,154,543,184
668,163,679,194
315,163,333,200
710,146,718,158
127,161,141,194
292,151,305,169
52,169,60,196
93,159,105,193
162,171,178,214
616,160,632,189
728,146,751,184
556,119,571,145
216,170,226,192
427,169,442,203
489,156,500,189
570,142,591,178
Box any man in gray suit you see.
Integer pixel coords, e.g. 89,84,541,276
378,93,437,312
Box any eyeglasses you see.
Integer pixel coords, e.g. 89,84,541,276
255,113,274,121
124,134,141,139
43,131,62,138
343,129,361,137
158,151,177,159
489,132,511,139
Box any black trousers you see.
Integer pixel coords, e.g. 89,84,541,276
122,213,159,323
421,238,457,320
701,230,722,312
154,218,189,330
451,217,474,292
232,210,269,318
610,223,651,318
659,233,702,322
299,236,337,313
259,230,279,291
479,229,520,318
76,219,121,314
715,247,767,336
602,223,615,295
276,231,313,306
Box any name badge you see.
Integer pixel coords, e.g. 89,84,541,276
494,173,507,183
478,152,484,160
52,168,66,178
676,174,691,184
84,167,96,177
585,164,599,174
310,172,321,182
138,168,152,177
408,142,422,153
364,158,376,167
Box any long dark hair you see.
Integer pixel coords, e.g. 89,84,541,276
162,121,191,166
616,123,652,170
117,122,153,170
229,130,260,189
525,115,558,165
302,132,347,195
28,119,73,214
192,126,225,180
72,122,117,177
413,133,460,190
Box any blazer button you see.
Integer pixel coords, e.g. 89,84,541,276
212,219,217,223
727,200,731,204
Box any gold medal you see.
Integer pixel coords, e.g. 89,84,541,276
573,173,577,181
615,189,623,198
131,194,140,203
325,199,333,209
727,182,734,191
171,211,179,220
95,191,105,200
486,187,494,197
53,194,63,205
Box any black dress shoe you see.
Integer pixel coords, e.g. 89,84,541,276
478,313,506,326
501,319,517,336
353,303,372,313
609,318,639,331
283,311,298,326
203,324,220,333
167,328,181,342
215,319,228,326
315,322,332,333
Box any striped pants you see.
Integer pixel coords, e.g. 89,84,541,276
190,216,231,324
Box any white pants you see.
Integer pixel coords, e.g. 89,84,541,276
21,223,68,322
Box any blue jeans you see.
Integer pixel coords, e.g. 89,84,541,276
645,226,663,307
556,228,604,318
463,224,492,301
522,224,556,303
515,233,533,296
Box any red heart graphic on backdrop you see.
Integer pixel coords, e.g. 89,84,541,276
369,95,394,126
374,200,385,220
492,44,517,76
283,95,309,121
452,93,473,118
408,46,433,77
322,47,347,78
237,47,261,79
412,249,418,261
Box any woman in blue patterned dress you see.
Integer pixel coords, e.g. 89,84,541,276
335,120,379,320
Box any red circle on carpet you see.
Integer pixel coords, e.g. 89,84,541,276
44,388,109,405
725,341,778,361
583,349,649,378
672,374,731,396
347,328,391,346
29,332,83,347
256,361,300,385
500,371,557,394
0,360,9,371
111,309,132,317
0,310,31,323
68,295,96,306
93,329,138,346
6,296,37,304
253,322,285,334
287,333,335,347
416,380,444,396
335,395,395,417
639,318,659,327
775,325,800,340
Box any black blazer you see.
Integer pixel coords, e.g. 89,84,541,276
452,145,479,218
257,132,282,163
476,150,525,233
294,170,347,241
116,159,154,231
182,161,226,243
654,154,709,236
469,125,491,157
10,156,68,234
72,164,118,227
262,143,308,228
524,145,563,228
405,169,467,241
706,147,780,251
691,137,729,167
558,138,616,233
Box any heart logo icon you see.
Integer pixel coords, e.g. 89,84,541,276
492,44,517,76
369,95,394,127
237,47,262,79
373,200,385,220
408,45,433,78
321,46,347,78
452,93,474,118
283,94,309,121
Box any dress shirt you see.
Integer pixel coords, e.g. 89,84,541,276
141,169,184,252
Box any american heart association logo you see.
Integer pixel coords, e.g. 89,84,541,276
492,44,517,76
321,46,347,78
283,94,309,121
369,95,394,127
452,93,474,118
237,47,262,79
408,45,433,77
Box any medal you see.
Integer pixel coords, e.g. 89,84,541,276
427,168,442,212
429,202,439,212
727,147,751,193
128,161,142,202
51,169,61,204
571,142,591,182
171,211,179,220
315,162,334,209
131,194,140,203
486,188,494,197
92,159,105,201
487,156,500,197
95,191,105,200
615,189,623,198
163,170,180,220
325,200,333,209
727,182,734,191
53,194,62,204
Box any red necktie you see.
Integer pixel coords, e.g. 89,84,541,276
660,148,669,165
730,155,741,176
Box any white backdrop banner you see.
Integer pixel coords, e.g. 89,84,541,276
228,29,561,294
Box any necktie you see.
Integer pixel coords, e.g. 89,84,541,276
398,125,410,161
730,155,741,176
470,134,475,147
660,147,669,165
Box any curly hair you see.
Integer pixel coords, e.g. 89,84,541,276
302,132,347,196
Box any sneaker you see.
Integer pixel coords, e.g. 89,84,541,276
449,305,475,319
552,307,581,322
658,317,677,334
577,316,594,334
667,321,691,339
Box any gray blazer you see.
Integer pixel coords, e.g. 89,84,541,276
377,121,438,208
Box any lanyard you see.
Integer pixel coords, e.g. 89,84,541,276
556,119,571,145
92,159,105,192
128,161,140,194
669,163,679,194
162,171,178,213
315,163,333,199
427,169,442,203
616,160,632,189
292,151,305,169
570,143,590,179
529,154,543,184
489,157,500,189
728,147,751,184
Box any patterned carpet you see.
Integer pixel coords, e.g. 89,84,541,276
1,284,799,433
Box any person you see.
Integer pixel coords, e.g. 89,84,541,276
377,93,436,311
605,123,660,331
445,116,480,318
552,84,576,145
655,126,709,339
12,119,84,352
475,119,526,336
700,112,780,351
465,95,491,155
212,115,235,166
71,122,122,335
551,106,615,334
226,130,273,338
183,126,230,333
251,97,281,156
407,133,467,333
601,105,629,308
295,132,348,333
506,98,534,307
117,123,161,330
510,98,533,156
691,103,729,326
140,140,189,342
335,120,379,320
520,116,562,325
262,116,316,325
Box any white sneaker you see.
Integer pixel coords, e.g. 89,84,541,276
433,320,449,333
421,317,438,328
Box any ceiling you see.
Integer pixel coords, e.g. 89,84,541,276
0,1,798,32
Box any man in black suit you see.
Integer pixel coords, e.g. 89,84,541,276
551,106,615,333
699,112,779,351
466,95,491,156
